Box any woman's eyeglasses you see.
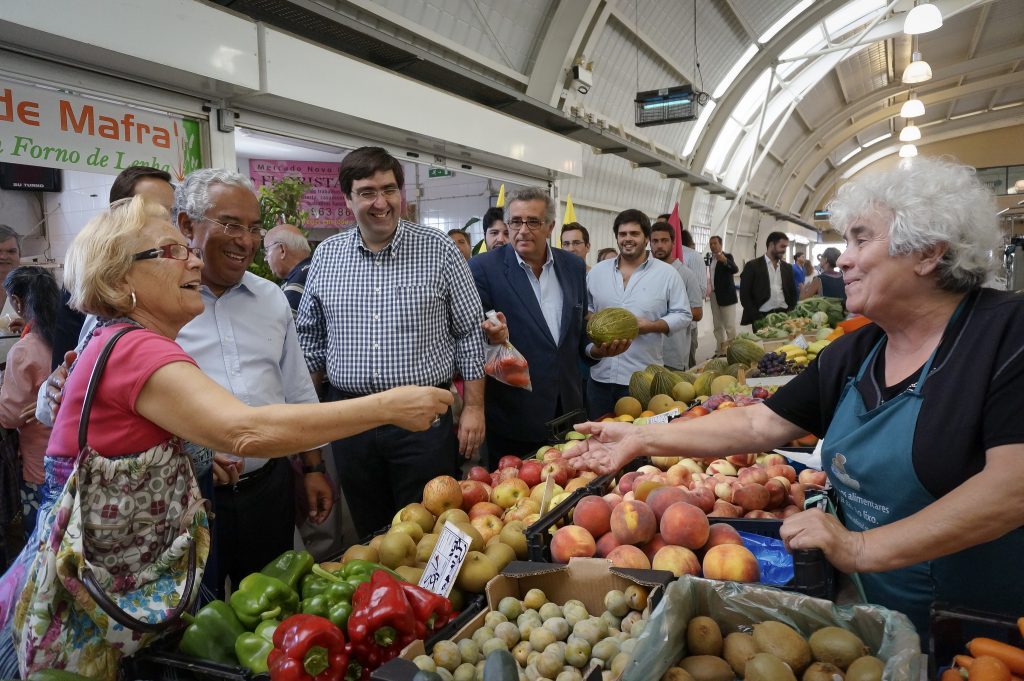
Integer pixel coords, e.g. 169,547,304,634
133,244,204,261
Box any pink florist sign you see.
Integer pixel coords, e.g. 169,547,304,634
249,159,353,229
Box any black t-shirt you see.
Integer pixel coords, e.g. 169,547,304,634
766,288,1024,498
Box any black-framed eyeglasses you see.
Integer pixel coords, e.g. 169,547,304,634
354,187,401,202
133,244,203,261
508,218,545,231
562,240,586,248
203,216,267,239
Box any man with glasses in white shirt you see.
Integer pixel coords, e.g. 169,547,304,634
296,147,487,538
560,222,591,271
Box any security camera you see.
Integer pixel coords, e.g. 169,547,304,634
572,64,593,95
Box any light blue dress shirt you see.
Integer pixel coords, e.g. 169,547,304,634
176,272,320,473
586,255,691,385
514,246,563,343
664,260,704,369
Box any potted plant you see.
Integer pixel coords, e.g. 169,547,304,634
249,175,312,281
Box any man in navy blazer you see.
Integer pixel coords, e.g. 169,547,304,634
470,188,624,467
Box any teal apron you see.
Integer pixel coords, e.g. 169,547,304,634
821,307,1024,637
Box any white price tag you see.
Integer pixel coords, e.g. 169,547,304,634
792,334,809,350
418,520,472,597
647,408,680,424
539,475,558,516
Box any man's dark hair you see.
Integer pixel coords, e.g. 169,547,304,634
561,222,590,245
3,266,58,347
447,228,468,239
709,235,722,246
766,231,789,248
650,221,674,240
483,206,505,229
657,214,671,222
680,229,695,248
597,247,618,261
338,146,405,196
109,166,172,204
613,209,651,238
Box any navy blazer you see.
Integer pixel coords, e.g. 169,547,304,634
469,244,590,444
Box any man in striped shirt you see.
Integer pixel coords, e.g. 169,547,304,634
296,147,487,537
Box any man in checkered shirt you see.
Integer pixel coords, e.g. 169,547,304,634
296,146,487,538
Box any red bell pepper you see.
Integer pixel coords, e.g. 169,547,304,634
346,571,418,671
268,614,348,681
398,582,453,637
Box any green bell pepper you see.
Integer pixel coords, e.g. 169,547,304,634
300,593,354,629
261,549,315,591
301,566,359,599
234,618,280,674
229,572,300,629
340,559,406,582
178,599,247,665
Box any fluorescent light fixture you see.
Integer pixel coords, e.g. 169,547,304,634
839,147,862,164
902,52,932,83
899,124,921,142
758,0,815,44
713,44,758,99
899,144,918,158
900,97,926,118
862,133,891,147
904,2,943,35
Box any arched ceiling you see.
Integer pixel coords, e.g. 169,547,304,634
218,0,1024,226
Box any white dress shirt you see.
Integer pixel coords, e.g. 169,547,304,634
514,246,563,343
760,255,788,312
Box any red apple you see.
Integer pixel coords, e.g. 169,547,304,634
468,501,504,520
459,480,492,510
498,455,523,470
422,475,463,516
518,460,544,488
541,448,562,463
466,466,491,483
541,461,570,487
493,478,530,509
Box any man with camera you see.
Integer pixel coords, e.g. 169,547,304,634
705,235,739,355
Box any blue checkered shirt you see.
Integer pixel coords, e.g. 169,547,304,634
296,220,486,394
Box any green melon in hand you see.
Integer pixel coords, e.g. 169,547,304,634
588,307,640,344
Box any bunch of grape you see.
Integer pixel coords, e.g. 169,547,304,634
756,351,799,376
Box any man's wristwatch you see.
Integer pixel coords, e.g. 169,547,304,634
302,462,327,475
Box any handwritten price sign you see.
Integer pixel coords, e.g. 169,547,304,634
418,520,471,597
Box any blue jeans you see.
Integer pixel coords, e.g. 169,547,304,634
586,377,629,420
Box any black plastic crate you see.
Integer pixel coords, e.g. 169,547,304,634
929,604,1023,678
584,456,652,498
524,487,590,562
708,517,836,600
121,632,266,681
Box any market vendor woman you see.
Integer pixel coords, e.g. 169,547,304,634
565,156,1024,637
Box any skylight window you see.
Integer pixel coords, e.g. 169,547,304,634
712,44,758,99
734,69,774,124
682,100,717,157
759,0,815,44
706,117,743,176
825,0,887,39
780,26,826,62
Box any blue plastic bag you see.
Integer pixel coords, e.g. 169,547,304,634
738,530,794,586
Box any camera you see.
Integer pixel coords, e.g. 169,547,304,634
704,252,713,266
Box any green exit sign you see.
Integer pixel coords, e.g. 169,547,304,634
428,168,454,178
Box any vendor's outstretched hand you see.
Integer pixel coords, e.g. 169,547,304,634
780,508,866,574
383,386,455,432
561,421,645,475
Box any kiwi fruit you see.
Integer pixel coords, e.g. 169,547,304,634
803,661,845,681
745,653,798,681
809,627,869,670
686,616,724,656
679,655,734,681
845,656,885,681
662,668,697,681
723,632,759,676
753,622,813,674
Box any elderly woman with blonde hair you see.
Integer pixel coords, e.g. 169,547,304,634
565,156,1024,639
0,196,452,678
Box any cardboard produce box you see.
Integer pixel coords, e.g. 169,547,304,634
621,575,923,681
372,558,675,681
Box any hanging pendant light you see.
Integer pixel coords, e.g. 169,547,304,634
901,95,926,118
905,2,943,35
899,144,918,158
902,52,932,83
899,124,921,142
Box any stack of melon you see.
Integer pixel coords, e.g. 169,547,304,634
625,365,697,417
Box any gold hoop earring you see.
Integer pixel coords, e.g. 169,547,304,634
130,290,137,311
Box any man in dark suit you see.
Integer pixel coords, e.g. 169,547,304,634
706,235,739,354
739,231,798,327
469,187,624,465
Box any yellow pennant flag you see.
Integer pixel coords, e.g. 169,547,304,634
563,194,577,225
495,184,506,208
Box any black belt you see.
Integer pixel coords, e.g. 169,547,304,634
226,457,279,492
329,382,452,401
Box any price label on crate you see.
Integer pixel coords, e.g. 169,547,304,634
647,408,680,424
538,475,558,515
418,520,472,597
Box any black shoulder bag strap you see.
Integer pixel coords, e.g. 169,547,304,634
76,325,200,633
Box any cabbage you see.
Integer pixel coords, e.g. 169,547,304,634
811,311,829,326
